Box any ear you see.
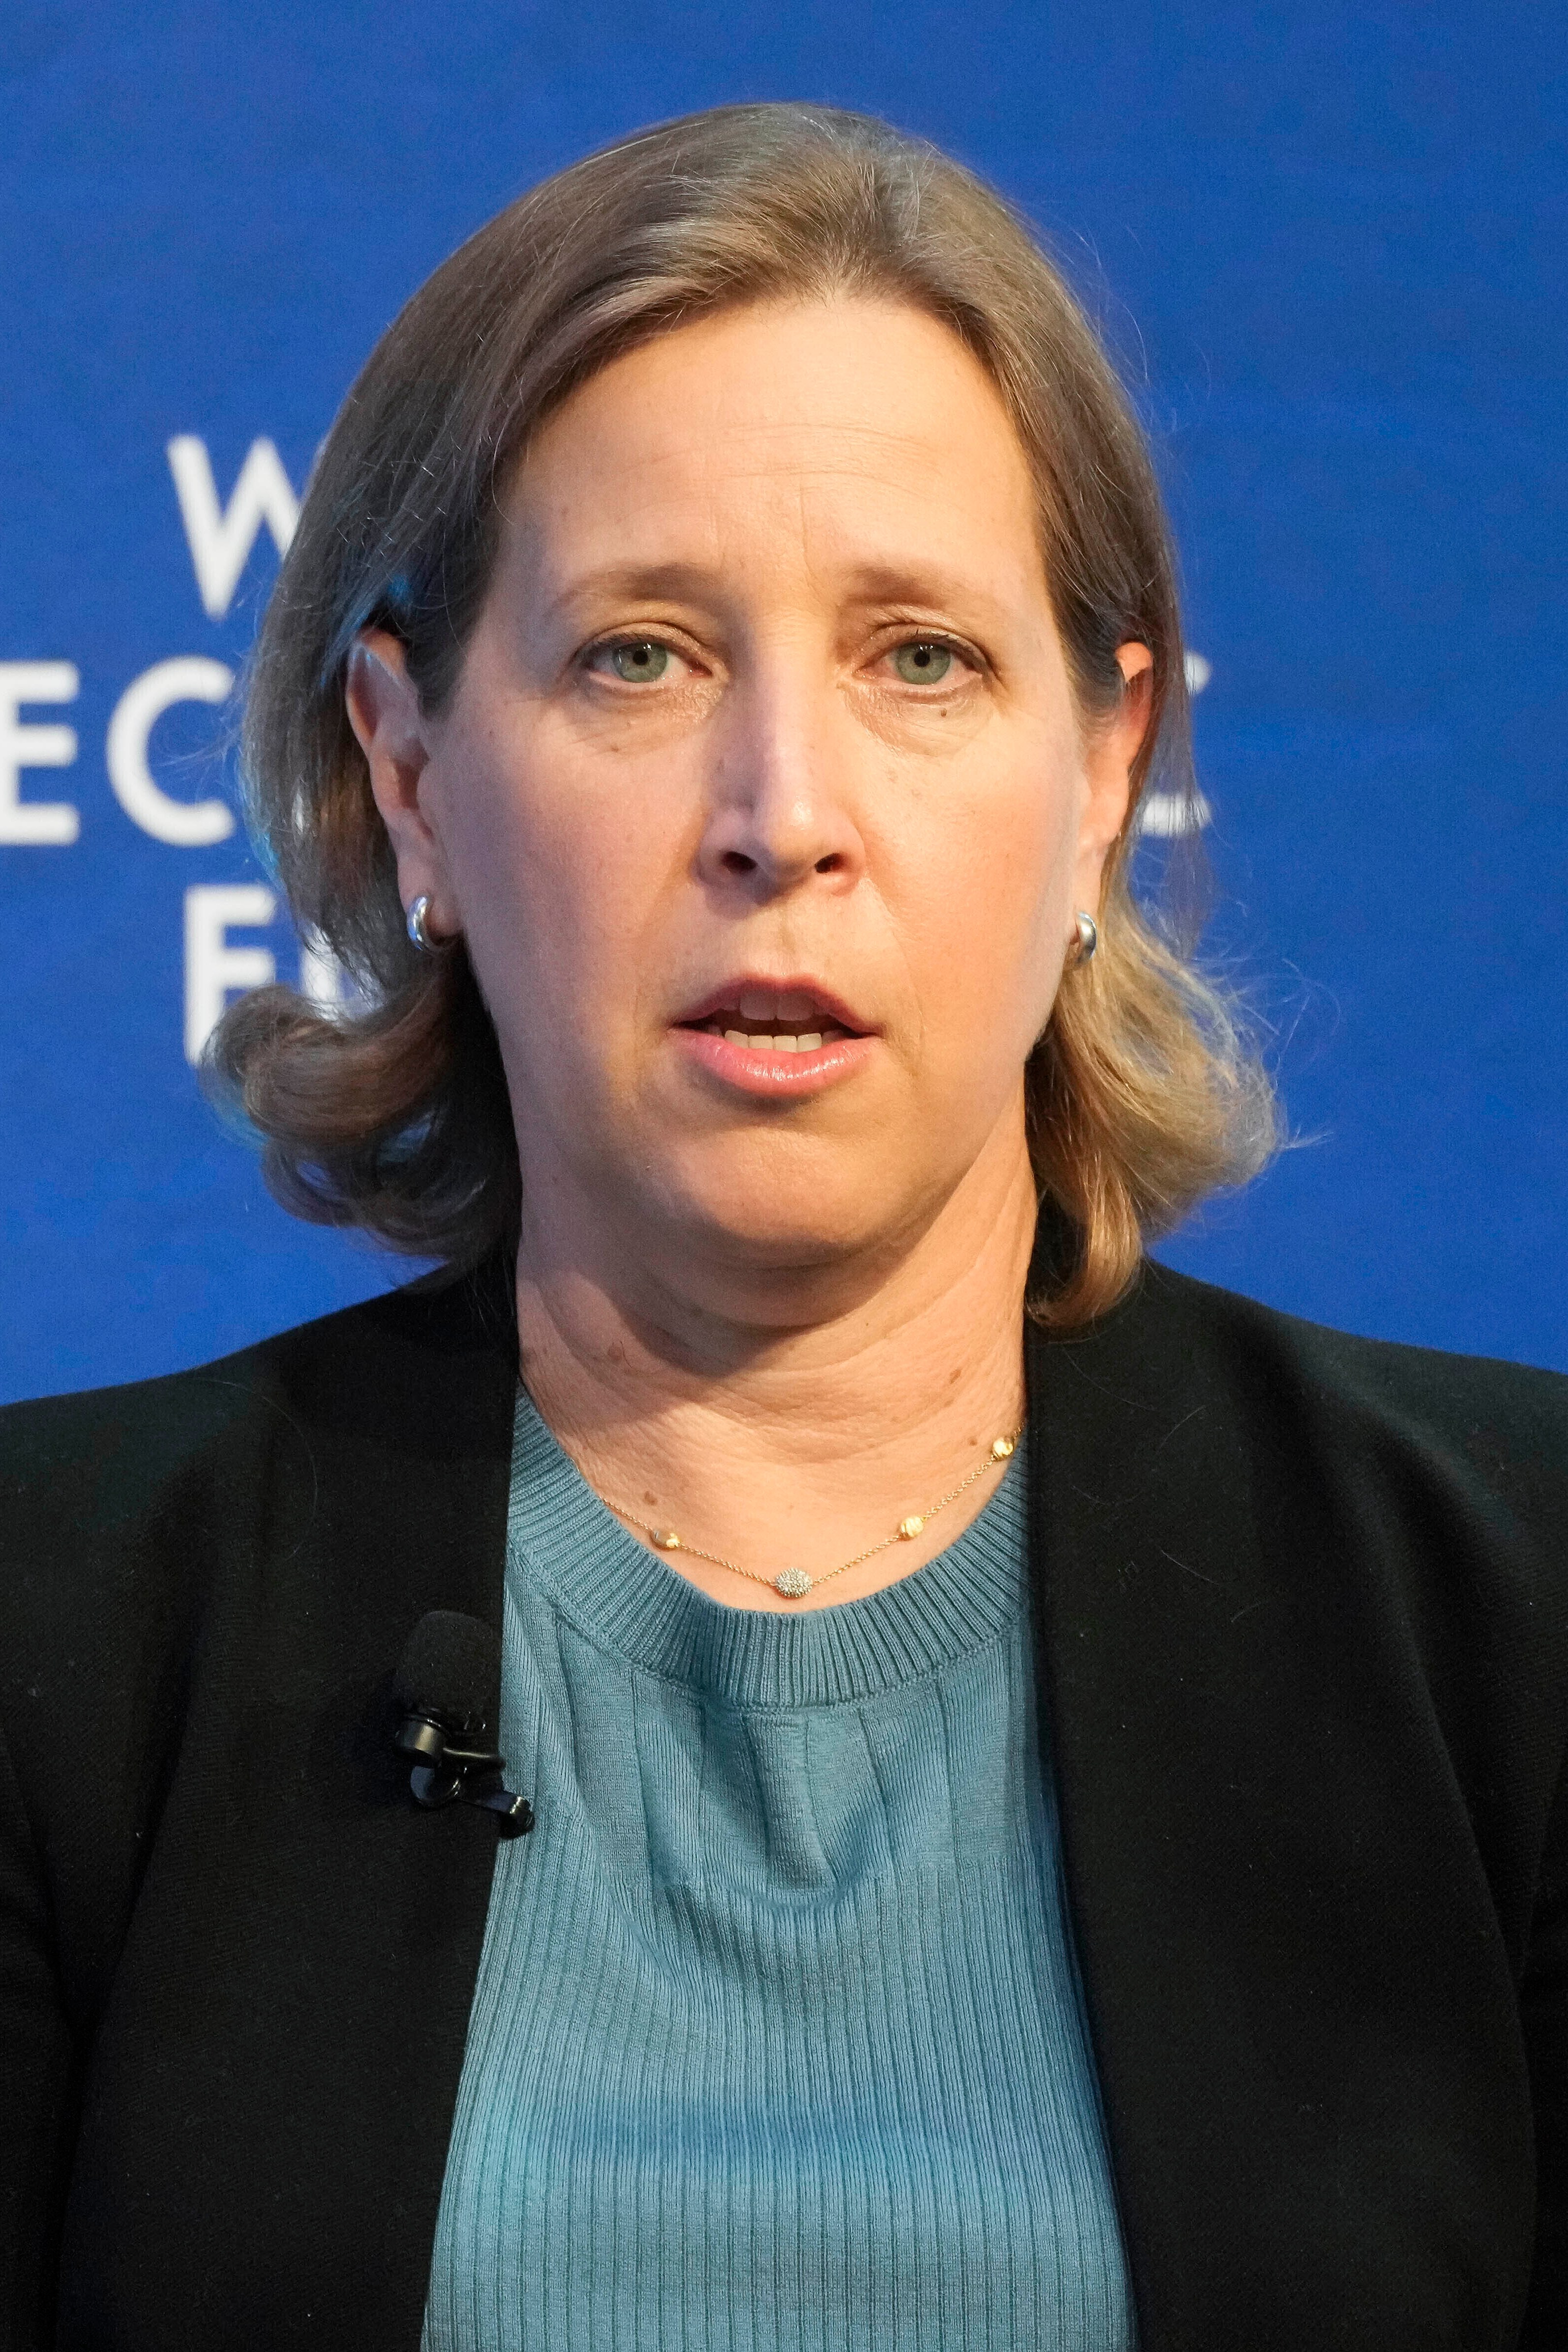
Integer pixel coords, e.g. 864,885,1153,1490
344,630,458,935
1072,640,1155,911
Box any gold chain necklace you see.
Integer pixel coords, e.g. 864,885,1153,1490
601,1426,1023,1599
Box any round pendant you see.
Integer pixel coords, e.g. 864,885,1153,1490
774,1567,812,1597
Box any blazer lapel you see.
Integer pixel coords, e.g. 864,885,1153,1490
1026,1261,1527,2352
287,1260,524,2349
60,1258,522,2352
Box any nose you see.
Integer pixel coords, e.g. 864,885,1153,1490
695,667,864,902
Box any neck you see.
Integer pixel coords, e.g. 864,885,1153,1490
512,1122,1037,1612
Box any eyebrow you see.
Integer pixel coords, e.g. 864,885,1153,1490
833,558,1019,616
539,562,729,626
538,555,1019,630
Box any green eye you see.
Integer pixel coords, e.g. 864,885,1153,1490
607,640,671,683
891,640,954,685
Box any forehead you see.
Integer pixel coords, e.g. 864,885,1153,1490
504,298,1047,608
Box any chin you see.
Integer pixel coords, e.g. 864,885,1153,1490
639,1147,943,1281
678,1195,883,1270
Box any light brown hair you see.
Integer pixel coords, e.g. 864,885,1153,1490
212,100,1277,1325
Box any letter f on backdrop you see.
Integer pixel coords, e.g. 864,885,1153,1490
166,437,301,621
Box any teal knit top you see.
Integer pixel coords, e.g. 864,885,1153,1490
421,1387,1137,2351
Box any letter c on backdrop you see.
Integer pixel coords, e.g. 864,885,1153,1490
106,656,236,845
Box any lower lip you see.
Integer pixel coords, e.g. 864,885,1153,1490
673,1026,878,1097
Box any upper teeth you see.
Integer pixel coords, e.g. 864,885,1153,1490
703,990,846,1050
723,1030,825,1052
739,991,819,1024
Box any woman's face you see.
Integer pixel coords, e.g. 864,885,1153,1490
356,298,1148,1288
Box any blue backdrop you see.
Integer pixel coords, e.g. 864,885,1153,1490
3,0,1563,1402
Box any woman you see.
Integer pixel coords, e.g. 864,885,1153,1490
1,102,1563,2352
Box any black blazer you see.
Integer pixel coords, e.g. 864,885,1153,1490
1,1251,1565,2352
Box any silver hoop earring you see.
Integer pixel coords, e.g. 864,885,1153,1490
406,894,436,952
1072,909,1099,964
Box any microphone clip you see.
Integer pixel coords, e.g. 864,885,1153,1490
394,1712,535,1836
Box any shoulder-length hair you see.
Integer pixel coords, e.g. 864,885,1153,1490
211,100,1277,1327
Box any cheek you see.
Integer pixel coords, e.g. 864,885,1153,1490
430,710,705,1124
891,749,1079,1053
432,721,679,1077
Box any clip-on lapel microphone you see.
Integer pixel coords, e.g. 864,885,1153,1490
393,1609,535,1836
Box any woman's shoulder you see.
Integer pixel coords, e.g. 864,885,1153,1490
1037,1263,1567,1807
1130,1256,1568,1412
0,1264,519,1871
1046,1257,1568,1534
0,1262,520,1674
0,1260,517,1503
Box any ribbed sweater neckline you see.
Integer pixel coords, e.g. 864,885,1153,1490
506,1383,1029,1711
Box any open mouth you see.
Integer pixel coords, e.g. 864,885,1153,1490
678,987,865,1054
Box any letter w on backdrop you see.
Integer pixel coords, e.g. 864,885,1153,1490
166,436,301,622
